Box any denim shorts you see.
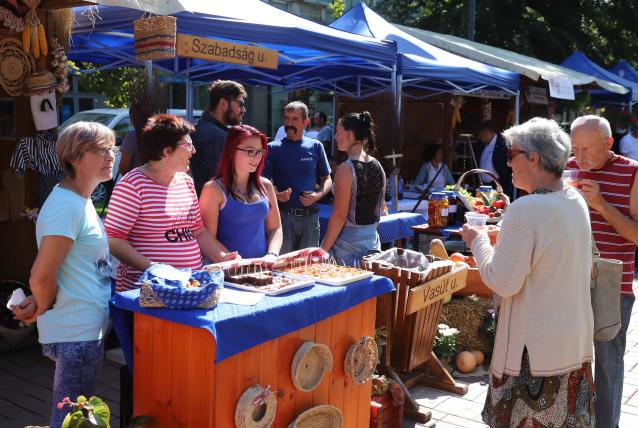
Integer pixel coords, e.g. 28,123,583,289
42,340,104,428
330,224,380,266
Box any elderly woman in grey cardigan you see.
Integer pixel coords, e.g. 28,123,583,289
460,118,595,427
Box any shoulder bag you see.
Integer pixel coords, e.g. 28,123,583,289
590,237,622,341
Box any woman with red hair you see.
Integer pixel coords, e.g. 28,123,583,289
200,125,282,259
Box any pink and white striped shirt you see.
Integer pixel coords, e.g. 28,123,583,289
105,168,204,291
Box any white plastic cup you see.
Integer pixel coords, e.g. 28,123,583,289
561,170,580,188
464,212,488,227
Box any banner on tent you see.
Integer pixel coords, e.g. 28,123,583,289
548,75,575,100
177,34,278,70
453,89,511,99
525,87,548,105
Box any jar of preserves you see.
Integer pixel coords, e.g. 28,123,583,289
444,191,458,225
440,192,449,227
476,185,494,199
428,192,448,228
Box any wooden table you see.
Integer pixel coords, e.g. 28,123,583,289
130,296,380,427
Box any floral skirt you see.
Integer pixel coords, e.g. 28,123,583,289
482,349,595,428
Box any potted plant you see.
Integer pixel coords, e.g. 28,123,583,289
58,396,147,428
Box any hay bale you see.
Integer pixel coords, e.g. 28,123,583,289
440,295,495,354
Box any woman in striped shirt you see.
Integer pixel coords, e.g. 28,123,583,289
105,114,239,292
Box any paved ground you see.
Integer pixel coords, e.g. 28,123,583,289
2,286,638,428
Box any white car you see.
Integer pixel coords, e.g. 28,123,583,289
59,108,203,205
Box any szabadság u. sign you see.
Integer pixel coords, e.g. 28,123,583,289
177,34,278,70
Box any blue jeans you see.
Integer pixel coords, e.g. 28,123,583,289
330,224,380,266
594,294,635,428
42,340,104,428
281,212,320,254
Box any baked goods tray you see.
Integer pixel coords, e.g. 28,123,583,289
275,265,373,287
223,272,315,296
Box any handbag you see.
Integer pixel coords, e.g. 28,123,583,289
590,237,622,341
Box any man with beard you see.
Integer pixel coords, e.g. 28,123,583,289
264,101,332,253
191,80,247,194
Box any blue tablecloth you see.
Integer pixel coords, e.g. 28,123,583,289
111,275,394,365
318,204,426,244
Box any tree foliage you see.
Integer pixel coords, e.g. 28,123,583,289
375,0,638,68
328,0,346,19
74,63,146,108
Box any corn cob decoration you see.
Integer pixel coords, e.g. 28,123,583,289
21,3,47,60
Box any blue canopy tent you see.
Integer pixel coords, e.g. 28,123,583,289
610,60,638,84
561,52,637,107
330,3,520,123
69,0,398,109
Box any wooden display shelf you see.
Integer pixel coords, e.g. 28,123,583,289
132,297,378,428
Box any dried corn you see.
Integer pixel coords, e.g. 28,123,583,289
38,24,47,56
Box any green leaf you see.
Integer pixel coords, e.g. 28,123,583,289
92,400,111,428
61,410,86,428
77,395,88,404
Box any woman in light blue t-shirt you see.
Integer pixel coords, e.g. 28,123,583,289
11,122,115,428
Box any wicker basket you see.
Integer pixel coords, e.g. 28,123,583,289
235,384,277,428
287,405,343,428
291,342,333,392
344,336,377,384
138,266,223,309
0,37,34,96
134,16,177,61
454,168,508,223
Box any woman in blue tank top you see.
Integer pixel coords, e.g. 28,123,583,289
199,125,282,259
321,112,386,266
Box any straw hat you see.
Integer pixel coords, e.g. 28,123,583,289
235,384,277,428
286,405,343,428
291,342,333,392
344,336,378,384
24,71,57,96
0,37,33,97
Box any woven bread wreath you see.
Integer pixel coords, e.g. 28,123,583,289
291,342,333,392
344,336,378,384
0,37,33,96
235,384,277,428
286,404,343,428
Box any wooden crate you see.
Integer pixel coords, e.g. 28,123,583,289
370,389,404,428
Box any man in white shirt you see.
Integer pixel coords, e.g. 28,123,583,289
619,123,638,161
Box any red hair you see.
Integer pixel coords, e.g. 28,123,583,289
217,125,268,197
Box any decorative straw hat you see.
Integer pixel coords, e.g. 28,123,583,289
235,384,277,428
0,37,33,96
291,342,333,392
24,71,57,96
287,405,343,428
344,336,378,384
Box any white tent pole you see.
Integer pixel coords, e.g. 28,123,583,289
331,85,337,158
514,91,520,125
145,60,152,91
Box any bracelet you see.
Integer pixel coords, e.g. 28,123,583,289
266,252,279,257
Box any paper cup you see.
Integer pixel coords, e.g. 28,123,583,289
465,212,488,227
562,170,580,188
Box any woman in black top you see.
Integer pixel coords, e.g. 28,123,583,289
321,112,386,266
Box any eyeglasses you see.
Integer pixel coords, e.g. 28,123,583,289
230,99,246,109
506,148,528,162
88,147,116,157
236,147,264,158
178,142,195,150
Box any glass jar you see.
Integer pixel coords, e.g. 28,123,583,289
444,191,458,225
440,192,449,227
476,185,494,199
428,192,448,228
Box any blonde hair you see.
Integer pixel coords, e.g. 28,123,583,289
57,121,115,178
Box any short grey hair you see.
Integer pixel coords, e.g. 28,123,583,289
570,115,612,138
503,117,571,177
57,121,115,179
284,101,309,120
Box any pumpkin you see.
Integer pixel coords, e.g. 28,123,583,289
471,350,485,365
455,351,476,373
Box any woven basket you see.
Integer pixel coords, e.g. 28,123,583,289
344,336,377,384
287,405,343,428
0,37,34,96
454,168,508,223
138,266,223,309
291,342,333,392
235,384,277,428
134,15,177,61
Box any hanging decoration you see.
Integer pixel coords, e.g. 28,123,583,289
481,100,492,121
24,71,57,130
450,95,464,129
133,15,177,61
0,37,33,96
0,4,23,32
21,0,46,60
48,37,69,93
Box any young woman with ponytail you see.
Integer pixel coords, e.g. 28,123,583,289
320,112,386,265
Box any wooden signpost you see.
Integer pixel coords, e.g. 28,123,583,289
177,34,279,70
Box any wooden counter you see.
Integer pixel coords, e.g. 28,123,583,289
132,297,377,427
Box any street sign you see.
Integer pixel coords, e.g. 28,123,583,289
177,34,278,70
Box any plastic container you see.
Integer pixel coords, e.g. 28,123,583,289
464,212,488,227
